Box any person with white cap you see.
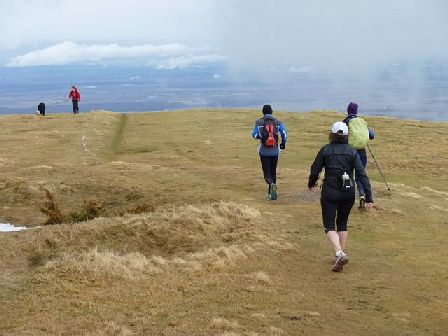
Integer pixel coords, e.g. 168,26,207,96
308,121,374,272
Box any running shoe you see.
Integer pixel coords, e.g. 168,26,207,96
266,185,271,200
358,196,366,210
270,184,277,200
332,252,349,272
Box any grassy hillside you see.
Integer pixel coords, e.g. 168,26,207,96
0,109,447,335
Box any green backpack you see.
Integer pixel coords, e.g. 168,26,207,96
348,117,369,149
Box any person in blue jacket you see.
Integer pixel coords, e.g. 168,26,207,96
252,104,287,200
343,102,375,208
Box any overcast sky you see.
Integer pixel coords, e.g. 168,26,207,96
1,0,447,69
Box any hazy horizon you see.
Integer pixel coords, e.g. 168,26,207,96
1,1,447,120
1,61,447,121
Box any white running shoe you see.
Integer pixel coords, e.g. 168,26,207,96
332,252,349,272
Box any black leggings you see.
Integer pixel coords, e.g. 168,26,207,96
320,195,355,232
260,155,278,185
72,100,79,114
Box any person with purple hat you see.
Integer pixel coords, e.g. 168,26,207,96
343,102,375,209
308,121,374,272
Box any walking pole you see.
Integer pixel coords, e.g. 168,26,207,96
52,99,69,104
367,144,391,192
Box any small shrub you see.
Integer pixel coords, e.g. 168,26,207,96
40,188,63,225
69,211,89,222
69,198,103,222
85,198,102,219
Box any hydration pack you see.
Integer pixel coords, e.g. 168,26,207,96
260,118,279,147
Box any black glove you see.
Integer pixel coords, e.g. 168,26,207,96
280,143,286,150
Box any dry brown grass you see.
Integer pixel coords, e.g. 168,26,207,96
0,109,447,335
43,248,161,281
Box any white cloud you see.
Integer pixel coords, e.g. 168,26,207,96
6,41,223,67
153,54,225,69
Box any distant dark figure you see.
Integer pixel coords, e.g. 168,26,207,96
37,102,45,116
251,104,287,200
68,86,81,114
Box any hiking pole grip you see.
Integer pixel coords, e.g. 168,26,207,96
367,144,391,192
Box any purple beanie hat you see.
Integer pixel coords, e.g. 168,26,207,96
347,102,358,115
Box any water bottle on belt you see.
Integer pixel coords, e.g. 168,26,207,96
341,172,352,191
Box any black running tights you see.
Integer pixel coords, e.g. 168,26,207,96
320,195,355,232
260,155,278,185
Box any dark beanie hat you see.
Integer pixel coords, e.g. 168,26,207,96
262,104,273,115
347,102,358,115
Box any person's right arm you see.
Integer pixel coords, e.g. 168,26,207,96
308,146,325,190
251,123,260,139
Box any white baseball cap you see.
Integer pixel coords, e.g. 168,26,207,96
331,121,348,135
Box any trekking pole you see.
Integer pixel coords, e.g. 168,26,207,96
367,144,391,192
52,99,69,104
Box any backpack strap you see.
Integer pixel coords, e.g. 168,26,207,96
262,115,276,124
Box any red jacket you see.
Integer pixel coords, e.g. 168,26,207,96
69,89,80,101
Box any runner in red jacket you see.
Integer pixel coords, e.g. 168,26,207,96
68,86,80,114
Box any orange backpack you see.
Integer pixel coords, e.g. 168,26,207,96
260,119,278,147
